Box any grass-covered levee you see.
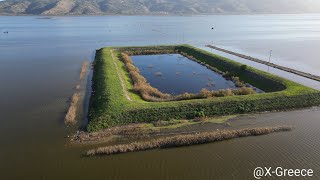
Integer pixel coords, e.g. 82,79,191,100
87,44,320,132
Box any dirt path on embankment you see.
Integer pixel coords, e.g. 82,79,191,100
110,50,132,101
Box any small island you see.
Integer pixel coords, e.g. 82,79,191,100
82,44,320,155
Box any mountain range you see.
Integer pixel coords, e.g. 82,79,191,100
0,0,320,15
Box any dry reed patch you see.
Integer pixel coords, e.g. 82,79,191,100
85,126,292,156
71,124,158,143
121,53,172,101
65,61,88,125
65,93,79,124
80,61,88,80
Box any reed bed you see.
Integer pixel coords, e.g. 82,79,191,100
64,93,79,124
121,53,172,101
85,126,292,156
79,61,88,80
120,53,256,102
65,61,87,124
123,49,175,56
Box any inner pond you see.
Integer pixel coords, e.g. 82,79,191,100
131,54,239,95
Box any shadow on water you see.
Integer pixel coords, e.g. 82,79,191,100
78,50,96,130
80,62,93,130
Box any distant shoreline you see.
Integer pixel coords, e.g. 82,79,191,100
1,12,320,17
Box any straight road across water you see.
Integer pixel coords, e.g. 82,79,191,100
206,45,320,82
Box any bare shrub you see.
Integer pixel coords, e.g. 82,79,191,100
234,87,256,95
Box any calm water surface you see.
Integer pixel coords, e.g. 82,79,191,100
131,54,237,95
1,15,320,179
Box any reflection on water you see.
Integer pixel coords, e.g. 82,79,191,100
131,54,237,95
0,15,320,179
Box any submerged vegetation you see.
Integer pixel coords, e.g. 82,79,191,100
85,126,292,156
87,45,320,132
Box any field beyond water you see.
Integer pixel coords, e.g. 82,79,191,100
88,44,320,132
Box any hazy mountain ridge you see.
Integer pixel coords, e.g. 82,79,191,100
1,0,320,15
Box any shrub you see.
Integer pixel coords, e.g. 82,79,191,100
240,65,248,71
193,110,206,118
234,87,256,95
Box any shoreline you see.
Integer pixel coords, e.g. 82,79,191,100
1,13,320,17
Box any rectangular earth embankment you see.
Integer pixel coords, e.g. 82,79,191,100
87,44,320,132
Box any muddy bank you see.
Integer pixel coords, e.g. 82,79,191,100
85,126,292,156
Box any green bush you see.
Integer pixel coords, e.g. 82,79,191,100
241,65,248,71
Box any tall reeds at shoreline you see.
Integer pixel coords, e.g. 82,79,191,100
123,49,175,56
121,53,172,101
120,52,256,102
85,126,292,156
64,92,80,124
65,61,88,124
79,61,88,81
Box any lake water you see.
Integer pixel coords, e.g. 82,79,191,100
131,54,237,95
1,15,320,179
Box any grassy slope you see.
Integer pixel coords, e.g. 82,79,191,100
88,45,320,132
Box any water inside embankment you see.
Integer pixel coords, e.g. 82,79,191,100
131,54,238,95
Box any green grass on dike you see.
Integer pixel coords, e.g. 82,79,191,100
87,44,320,132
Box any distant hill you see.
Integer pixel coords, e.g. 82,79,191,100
1,0,320,15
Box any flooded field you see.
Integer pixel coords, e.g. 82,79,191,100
0,15,320,179
131,54,237,95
